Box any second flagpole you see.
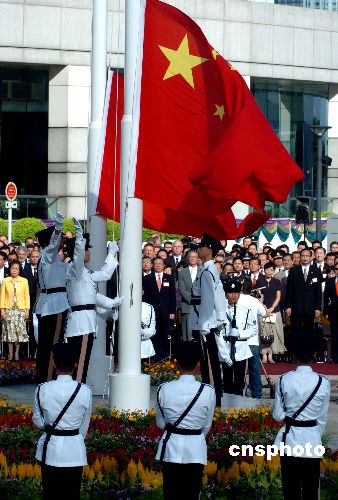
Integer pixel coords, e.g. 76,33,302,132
109,0,150,411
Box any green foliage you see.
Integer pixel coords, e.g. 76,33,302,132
12,218,46,243
107,219,181,242
0,218,8,237
107,220,120,241
62,217,82,236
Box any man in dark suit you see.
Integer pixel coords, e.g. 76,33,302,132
178,250,198,341
0,250,9,285
166,240,187,268
323,265,338,363
21,249,40,358
143,257,176,359
285,248,322,342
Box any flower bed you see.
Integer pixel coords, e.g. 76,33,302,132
142,359,180,385
0,360,36,386
0,400,337,498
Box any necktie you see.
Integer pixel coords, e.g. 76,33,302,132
33,268,37,281
252,274,257,286
175,257,179,264
335,280,338,297
157,273,162,291
303,267,308,281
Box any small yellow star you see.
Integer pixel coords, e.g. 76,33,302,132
159,34,208,89
227,62,236,71
212,49,219,60
214,104,225,121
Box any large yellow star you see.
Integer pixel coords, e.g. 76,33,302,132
212,49,219,60
159,34,208,89
214,104,225,121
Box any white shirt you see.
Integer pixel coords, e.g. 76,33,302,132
273,366,330,457
34,231,69,316
141,302,156,358
65,237,117,338
156,375,215,464
238,294,266,346
189,265,198,283
33,375,92,466
220,301,256,364
0,267,4,285
302,265,310,276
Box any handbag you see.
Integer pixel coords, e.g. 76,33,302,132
264,313,276,324
260,317,274,345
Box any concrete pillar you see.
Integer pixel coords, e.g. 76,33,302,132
48,65,90,219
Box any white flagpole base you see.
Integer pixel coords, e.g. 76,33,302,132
109,373,150,412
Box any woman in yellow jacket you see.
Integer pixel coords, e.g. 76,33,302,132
0,260,30,361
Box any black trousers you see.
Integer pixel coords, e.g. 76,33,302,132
67,333,94,383
162,462,204,500
291,312,315,342
222,359,246,396
329,316,338,363
199,330,223,406
280,456,320,500
36,311,67,384
41,464,83,500
152,318,171,360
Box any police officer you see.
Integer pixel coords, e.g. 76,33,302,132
33,343,92,500
64,218,123,383
273,339,330,500
34,212,69,383
156,342,215,500
190,234,227,407
221,279,257,395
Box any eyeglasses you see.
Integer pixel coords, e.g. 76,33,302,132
335,268,338,271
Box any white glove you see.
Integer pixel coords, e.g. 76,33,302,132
54,212,64,231
108,241,119,256
111,296,123,308
72,217,83,239
112,309,119,321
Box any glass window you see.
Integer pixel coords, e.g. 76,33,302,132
251,78,329,217
0,65,48,197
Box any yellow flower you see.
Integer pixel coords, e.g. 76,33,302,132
204,461,217,476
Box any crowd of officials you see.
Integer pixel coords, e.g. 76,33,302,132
0,221,335,499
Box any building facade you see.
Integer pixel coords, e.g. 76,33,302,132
0,0,337,221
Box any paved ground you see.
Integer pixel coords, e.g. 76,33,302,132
1,375,337,449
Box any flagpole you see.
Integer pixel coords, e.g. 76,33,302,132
86,0,110,394
109,0,150,411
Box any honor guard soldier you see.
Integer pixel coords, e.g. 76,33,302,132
64,218,123,383
156,342,215,500
33,343,92,500
221,279,257,395
189,233,227,407
34,212,70,383
273,339,330,500
141,301,156,360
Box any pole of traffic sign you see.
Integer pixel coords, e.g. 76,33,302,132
8,205,12,243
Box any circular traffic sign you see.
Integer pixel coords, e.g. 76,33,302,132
5,182,17,201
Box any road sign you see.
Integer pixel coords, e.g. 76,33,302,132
5,182,17,201
5,201,17,209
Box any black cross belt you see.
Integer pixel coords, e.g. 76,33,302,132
41,287,67,294
44,424,79,436
165,424,202,435
282,417,317,443
71,304,96,312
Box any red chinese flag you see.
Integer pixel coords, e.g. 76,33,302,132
95,71,270,239
94,0,290,238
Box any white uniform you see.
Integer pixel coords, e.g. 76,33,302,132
219,301,257,366
65,237,118,338
238,294,266,346
33,375,92,466
141,302,156,358
189,260,226,333
156,375,215,464
34,231,69,316
273,366,330,457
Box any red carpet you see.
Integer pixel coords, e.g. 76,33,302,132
262,362,338,376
